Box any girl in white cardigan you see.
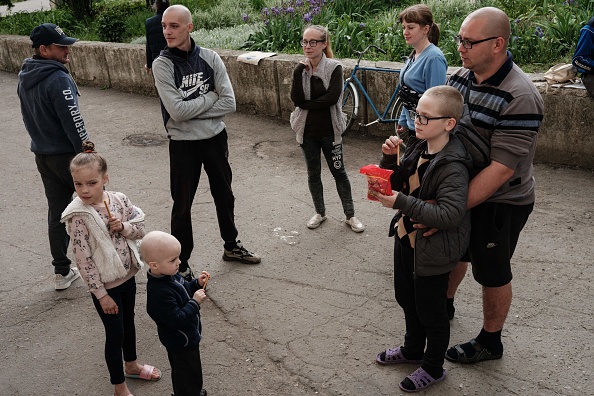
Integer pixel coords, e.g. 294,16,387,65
290,25,364,233
61,141,160,396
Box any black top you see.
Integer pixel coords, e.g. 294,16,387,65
145,12,167,68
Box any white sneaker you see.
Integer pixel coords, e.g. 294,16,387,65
346,216,365,233
55,268,80,290
307,214,327,229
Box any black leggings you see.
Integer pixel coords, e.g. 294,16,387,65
91,277,137,385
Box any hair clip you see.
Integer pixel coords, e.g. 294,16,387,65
84,149,94,153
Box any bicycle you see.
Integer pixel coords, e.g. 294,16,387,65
341,36,413,146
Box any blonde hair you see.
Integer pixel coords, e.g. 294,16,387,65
304,25,333,58
423,86,464,122
69,141,108,175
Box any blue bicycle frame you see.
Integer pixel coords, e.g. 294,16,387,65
345,64,402,126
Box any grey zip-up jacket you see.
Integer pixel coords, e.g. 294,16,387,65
380,134,472,276
152,39,236,141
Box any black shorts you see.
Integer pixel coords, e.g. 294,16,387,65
466,202,534,287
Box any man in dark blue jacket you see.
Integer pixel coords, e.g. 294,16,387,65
18,23,89,290
144,0,169,73
573,16,594,97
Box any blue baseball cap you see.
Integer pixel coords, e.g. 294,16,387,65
30,23,78,48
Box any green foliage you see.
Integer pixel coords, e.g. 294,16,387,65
1,0,593,72
192,0,253,30
0,9,80,37
95,0,149,42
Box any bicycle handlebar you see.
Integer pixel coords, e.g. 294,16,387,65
345,35,387,58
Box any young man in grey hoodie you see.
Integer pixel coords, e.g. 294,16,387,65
18,23,88,290
152,5,261,280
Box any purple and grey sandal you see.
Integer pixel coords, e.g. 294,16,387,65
399,367,446,393
376,346,423,365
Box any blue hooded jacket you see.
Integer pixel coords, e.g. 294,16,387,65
147,271,203,350
18,57,88,155
573,16,594,74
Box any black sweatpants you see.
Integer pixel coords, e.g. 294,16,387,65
167,344,203,396
169,130,238,270
393,238,450,378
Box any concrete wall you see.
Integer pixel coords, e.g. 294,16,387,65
2,35,593,169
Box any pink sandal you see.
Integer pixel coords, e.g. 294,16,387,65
124,364,161,381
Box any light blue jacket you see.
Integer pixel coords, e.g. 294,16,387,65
398,44,447,130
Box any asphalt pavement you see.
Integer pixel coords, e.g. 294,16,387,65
0,70,593,396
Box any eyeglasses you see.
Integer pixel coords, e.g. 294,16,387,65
454,35,499,49
408,110,451,125
300,39,324,47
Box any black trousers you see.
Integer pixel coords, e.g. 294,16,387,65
91,277,137,385
35,153,75,275
169,130,238,269
393,238,450,377
167,344,203,396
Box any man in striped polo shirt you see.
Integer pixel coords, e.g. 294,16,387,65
441,7,544,364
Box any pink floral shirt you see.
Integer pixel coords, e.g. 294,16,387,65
68,191,145,299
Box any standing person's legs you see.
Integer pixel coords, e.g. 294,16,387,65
415,272,450,379
446,202,533,363
393,239,425,359
168,344,203,396
169,140,202,272
319,138,355,218
300,137,325,216
92,279,136,386
35,153,75,275
202,130,238,244
120,278,138,365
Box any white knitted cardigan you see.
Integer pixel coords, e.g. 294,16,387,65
61,197,144,283
290,54,346,144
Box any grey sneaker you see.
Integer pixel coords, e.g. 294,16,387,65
222,241,261,264
55,268,80,290
179,267,195,282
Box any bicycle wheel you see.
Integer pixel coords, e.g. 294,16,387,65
342,80,359,136
389,96,415,149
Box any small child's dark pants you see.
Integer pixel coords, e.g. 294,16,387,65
167,343,203,396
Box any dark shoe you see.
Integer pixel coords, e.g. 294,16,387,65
445,338,503,364
178,267,195,282
222,240,261,264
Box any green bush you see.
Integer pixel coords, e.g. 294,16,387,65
95,0,148,43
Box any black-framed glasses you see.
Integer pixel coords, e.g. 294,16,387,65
408,110,451,125
454,35,499,49
300,39,323,47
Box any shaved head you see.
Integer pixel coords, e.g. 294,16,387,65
163,4,192,24
465,7,511,45
141,230,180,264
